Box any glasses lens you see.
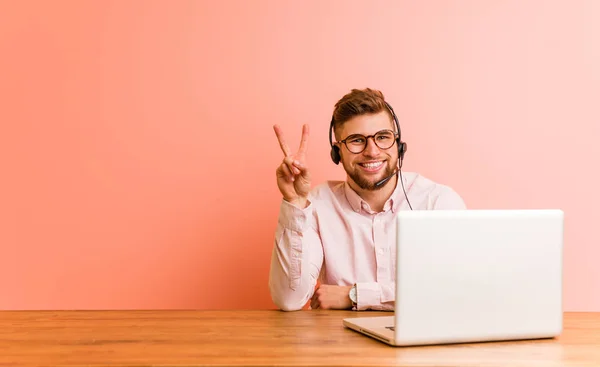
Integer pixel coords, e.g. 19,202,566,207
374,130,396,149
345,134,367,153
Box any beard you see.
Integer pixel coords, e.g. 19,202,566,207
345,161,396,191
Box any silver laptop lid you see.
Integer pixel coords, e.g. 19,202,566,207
394,209,564,345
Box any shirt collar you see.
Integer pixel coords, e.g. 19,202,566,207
343,178,404,214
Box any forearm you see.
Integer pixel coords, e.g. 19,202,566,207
269,200,323,311
269,242,321,311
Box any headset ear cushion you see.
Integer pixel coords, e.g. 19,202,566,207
330,145,341,165
399,141,407,160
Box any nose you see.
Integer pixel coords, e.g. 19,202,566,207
363,136,381,157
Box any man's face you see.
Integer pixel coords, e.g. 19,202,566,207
336,111,399,191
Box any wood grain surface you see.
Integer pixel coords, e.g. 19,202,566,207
1,310,599,366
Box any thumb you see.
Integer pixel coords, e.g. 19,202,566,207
292,160,310,178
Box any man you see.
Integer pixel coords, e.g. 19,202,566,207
269,88,466,312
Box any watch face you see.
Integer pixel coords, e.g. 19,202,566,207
349,287,357,303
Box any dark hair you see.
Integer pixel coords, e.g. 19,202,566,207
331,88,393,138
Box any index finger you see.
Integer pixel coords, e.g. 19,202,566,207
273,124,292,157
298,124,310,154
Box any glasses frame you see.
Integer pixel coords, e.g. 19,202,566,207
335,129,399,154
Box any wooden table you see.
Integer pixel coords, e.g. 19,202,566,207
1,310,599,367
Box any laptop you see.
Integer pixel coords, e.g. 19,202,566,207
343,209,564,346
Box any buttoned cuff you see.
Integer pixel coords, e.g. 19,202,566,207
356,282,379,311
356,282,395,311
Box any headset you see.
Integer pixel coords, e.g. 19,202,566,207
328,101,413,209
329,101,406,164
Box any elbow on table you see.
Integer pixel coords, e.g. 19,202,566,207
269,286,307,312
278,302,304,312
271,293,306,312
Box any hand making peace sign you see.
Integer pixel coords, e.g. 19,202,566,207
273,124,311,209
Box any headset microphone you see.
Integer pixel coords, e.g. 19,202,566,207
373,165,413,210
374,170,399,187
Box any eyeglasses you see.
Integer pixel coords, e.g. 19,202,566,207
336,129,398,154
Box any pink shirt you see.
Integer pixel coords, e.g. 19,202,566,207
268,172,466,311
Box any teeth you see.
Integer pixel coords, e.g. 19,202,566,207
361,162,383,168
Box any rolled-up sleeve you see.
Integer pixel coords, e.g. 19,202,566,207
269,199,324,311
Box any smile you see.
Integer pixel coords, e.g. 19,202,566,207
358,161,384,172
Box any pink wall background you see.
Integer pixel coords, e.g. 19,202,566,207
1,1,598,311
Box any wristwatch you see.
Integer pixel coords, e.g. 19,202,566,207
349,284,357,310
